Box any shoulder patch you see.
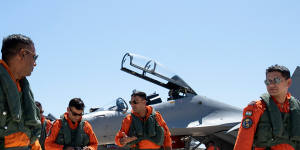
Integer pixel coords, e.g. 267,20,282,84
245,111,252,116
248,101,256,106
242,118,253,129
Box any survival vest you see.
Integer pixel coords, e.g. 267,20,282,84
126,109,165,149
254,93,300,149
0,64,41,148
39,120,47,150
55,117,90,148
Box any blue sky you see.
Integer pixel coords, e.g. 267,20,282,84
1,0,299,117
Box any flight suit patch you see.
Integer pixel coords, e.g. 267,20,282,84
242,118,253,129
248,101,256,106
245,111,252,116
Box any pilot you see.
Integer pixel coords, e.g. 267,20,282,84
45,98,98,150
0,34,41,149
115,91,172,150
35,101,52,150
234,65,300,150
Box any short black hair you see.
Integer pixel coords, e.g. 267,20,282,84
35,101,42,108
131,91,147,100
35,101,44,113
69,98,85,110
1,34,34,62
266,64,290,79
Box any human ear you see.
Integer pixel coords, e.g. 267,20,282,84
287,78,292,88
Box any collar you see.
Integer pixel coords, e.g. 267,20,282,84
0,60,21,91
41,116,45,124
132,106,153,120
271,93,291,113
64,112,82,129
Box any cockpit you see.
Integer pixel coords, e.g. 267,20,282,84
121,53,197,100
89,52,197,114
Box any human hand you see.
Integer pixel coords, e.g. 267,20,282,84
120,132,137,145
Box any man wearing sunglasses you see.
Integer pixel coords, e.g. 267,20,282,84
0,34,42,149
35,101,52,150
45,98,98,150
234,65,300,150
115,91,172,150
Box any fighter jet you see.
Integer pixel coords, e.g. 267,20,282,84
83,53,244,149
83,53,300,150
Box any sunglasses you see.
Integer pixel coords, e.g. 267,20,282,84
129,100,142,105
264,77,282,86
24,49,39,61
69,108,83,116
